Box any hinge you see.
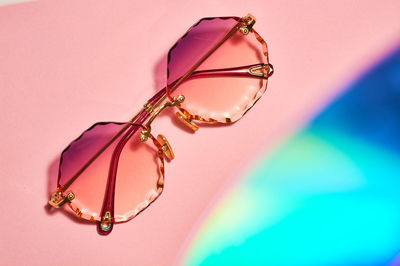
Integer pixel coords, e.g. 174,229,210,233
240,14,256,35
48,191,75,208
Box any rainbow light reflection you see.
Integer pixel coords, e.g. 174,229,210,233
184,48,400,265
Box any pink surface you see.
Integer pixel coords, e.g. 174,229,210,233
1,0,399,265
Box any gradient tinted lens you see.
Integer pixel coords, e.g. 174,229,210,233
167,17,269,123
57,122,163,222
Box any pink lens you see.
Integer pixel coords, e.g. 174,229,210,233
167,17,270,123
57,122,163,222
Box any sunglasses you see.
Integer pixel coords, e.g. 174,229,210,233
48,14,274,235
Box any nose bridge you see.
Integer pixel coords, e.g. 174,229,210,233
140,94,185,142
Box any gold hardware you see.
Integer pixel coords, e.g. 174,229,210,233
143,102,154,114
240,13,256,35
75,208,82,217
140,132,150,142
248,64,272,78
157,134,175,160
175,112,199,131
141,95,185,142
48,191,75,208
100,211,112,231
240,28,249,35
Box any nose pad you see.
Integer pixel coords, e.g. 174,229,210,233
175,112,199,131
157,134,175,160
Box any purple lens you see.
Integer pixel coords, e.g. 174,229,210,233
167,17,239,88
56,122,164,223
166,16,270,123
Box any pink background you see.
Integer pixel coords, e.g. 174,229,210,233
1,0,399,265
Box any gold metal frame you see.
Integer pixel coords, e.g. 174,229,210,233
48,191,75,208
140,95,185,142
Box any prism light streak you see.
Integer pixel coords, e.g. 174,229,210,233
183,48,400,265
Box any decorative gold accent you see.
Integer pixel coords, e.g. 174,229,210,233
157,134,175,160
240,27,248,35
75,208,82,217
225,118,232,123
248,64,273,78
143,102,154,114
140,95,185,142
240,13,256,35
176,112,199,131
48,191,75,208
100,211,112,231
